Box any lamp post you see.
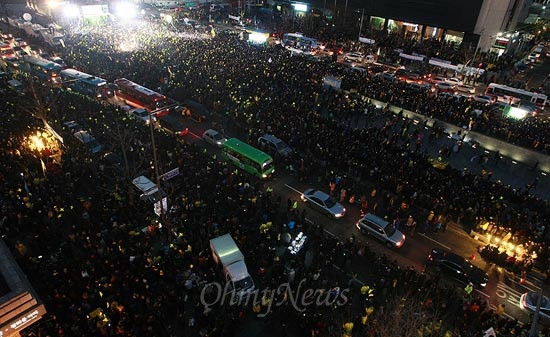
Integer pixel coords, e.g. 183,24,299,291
528,287,545,337
358,8,365,40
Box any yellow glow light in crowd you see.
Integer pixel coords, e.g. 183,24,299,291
31,135,45,151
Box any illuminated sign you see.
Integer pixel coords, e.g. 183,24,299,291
1,304,47,336
80,5,109,17
503,106,528,120
292,4,308,12
154,197,168,216
248,32,269,44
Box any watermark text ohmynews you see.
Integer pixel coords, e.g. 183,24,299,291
200,279,350,317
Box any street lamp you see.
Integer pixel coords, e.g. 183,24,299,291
358,8,365,40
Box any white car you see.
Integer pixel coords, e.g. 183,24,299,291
343,52,364,63
472,95,494,105
456,84,476,95
202,129,226,147
301,188,346,219
436,82,455,91
129,108,155,124
430,76,447,85
356,213,406,248
445,77,463,86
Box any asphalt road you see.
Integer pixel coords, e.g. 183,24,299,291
172,98,548,330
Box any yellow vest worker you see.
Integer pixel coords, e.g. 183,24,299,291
464,282,474,296
343,322,354,336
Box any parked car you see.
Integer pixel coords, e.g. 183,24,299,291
356,213,406,248
50,56,67,68
73,130,102,154
519,291,550,322
129,108,155,124
380,71,395,82
430,76,447,85
427,248,489,288
408,82,432,92
343,52,364,63
258,134,292,157
301,188,346,219
436,82,456,91
456,84,476,94
472,95,495,105
445,77,463,86
202,129,226,147
158,114,189,137
351,64,369,73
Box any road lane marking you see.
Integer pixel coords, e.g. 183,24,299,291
497,282,522,296
488,304,523,323
495,289,507,298
284,184,303,195
417,233,452,250
506,276,540,293
476,289,490,298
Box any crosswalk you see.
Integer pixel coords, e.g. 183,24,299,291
496,281,523,308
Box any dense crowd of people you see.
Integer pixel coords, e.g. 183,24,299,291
0,11,549,337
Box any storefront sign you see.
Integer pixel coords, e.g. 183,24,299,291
1,304,47,336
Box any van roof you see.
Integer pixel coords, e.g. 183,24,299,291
259,134,283,143
210,234,244,266
132,175,158,195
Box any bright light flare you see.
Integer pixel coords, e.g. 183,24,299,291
63,4,80,18
31,135,45,151
114,2,137,20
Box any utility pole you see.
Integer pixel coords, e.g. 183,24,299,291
528,287,544,337
358,8,364,40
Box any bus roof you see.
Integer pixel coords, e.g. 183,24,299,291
114,78,165,101
61,69,106,85
22,55,62,71
223,138,273,163
488,83,547,98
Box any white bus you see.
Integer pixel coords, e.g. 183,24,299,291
281,33,318,52
485,83,547,107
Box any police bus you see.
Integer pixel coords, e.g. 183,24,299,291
21,55,62,87
60,68,109,98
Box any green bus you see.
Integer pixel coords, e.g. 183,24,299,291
222,138,275,179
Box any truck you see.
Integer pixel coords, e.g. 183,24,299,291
210,234,254,296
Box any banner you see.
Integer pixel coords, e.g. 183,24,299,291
399,53,424,62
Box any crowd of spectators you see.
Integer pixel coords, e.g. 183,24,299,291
0,12,549,337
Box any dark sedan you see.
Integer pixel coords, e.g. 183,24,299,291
427,248,489,288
